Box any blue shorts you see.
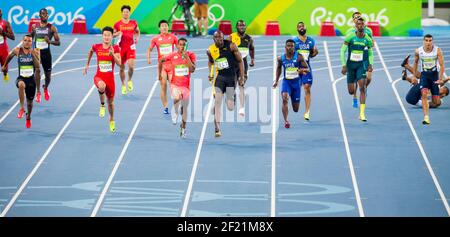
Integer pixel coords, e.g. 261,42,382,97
405,84,421,105
300,71,313,85
281,78,301,103
419,71,439,96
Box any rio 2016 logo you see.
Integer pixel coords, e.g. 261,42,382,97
8,6,85,26
311,7,389,27
172,3,225,28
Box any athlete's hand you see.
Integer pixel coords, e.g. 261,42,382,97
298,68,309,75
250,58,255,67
109,46,114,56
272,80,278,88
341,66,347,75
147,58,152,65
367,65,373,72
238,76,245,86
412,78,418,85
435,79,444,86
82,65,88,76
1,66,7,73
44,36,51,44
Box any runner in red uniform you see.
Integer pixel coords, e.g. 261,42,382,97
0,8,16,82
113,5,140,95
148,20,178,114
159,38,196,138
83,26,121,133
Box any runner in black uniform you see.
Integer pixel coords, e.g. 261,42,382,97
207,31,245,137
1,34,40,128
31,8,60,102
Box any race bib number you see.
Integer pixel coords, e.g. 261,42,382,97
298,49,310,61
159,44,172,55
36,38,48,50
216,57,229,70
285,67,298,79
20,65,34,77
0,36,4,45
130,44,136,50
99,61,113,73
175,65,189,77
422,58,436,70
238,47,249,59
350,50,363,62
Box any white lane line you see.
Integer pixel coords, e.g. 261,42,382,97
180,63,275,217
271,40,277,217
376,45,450,216
0,38,78,125
324,41,365,217
91,80,159,217
0,64,154,217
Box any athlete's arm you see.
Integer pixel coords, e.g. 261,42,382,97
231,42,245,80
111,47,121,66
31,49,41,81
207,50,214,82
1,47,19,72
49,26,61,46
83,47,94,75
367,47,374,72
340,42,349,75
437,48,445,83
185,52,196,73
134,25,141,44
297,54,309,74
273,56,282,88
310,46,319,58
249,37,255,66
147,38,156,64
412,49,420,78
4,21,15,40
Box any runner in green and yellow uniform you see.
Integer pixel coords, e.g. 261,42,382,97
340,17,374,122
345,12,375,108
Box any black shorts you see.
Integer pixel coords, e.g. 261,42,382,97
16,76,37,101
40,49,52,72
214,74,236,101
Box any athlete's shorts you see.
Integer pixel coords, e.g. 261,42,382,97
346,62,367,84
94,75,115,99
120,45,136,64
405,84,421,105
300,71,313,85
161,61,173,76
0,47,9,71
214,74,236,102
420,70,439,97
16,76,36,101
40,49,52,72
194,3,208,19
281,78,301,103
170,84,190,100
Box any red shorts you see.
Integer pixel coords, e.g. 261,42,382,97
120,45,136,63
161,61,173,76
170,84,190,100
0,47,9,71
94,75,115,99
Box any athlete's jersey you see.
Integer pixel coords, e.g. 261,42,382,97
114,20,138,48
163,51,196,88
281,52,301,80
33,23,53,51
208,40,237,77
230,32,252,60
150,33,178,60
0,20,10,48
344,33,373,64
18,48,35,78
293,36,315,65
91,44,121,77
418,46,439,72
